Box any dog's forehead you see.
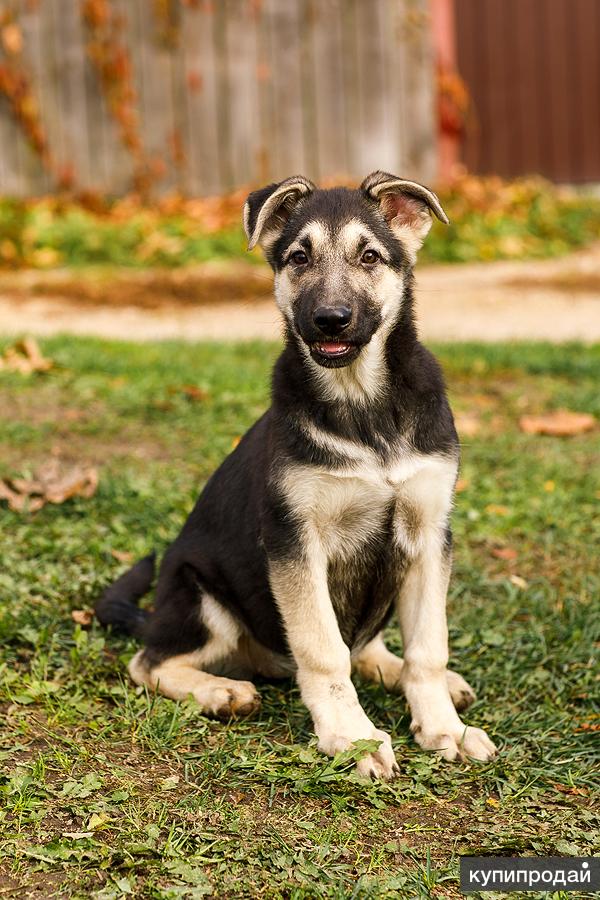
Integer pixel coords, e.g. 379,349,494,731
292,219,386,264
279,188,401,257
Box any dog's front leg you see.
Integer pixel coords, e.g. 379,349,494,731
269,546,399,780
397,537,497,762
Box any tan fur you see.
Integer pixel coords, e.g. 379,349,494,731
353,632,477,712
128,649,260,719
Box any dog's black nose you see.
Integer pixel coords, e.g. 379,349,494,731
313,306,352,334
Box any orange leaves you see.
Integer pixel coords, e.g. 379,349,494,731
485,504,510,516
71,609,95,626
519,410,596,437
81,0,149,191
491,547,518,561
172,384,208,402
1,22,23,55
0,460,98,513
0,338,53,374
110,549,134,564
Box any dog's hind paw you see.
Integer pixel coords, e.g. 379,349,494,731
201,678,261,720
446,670,477,712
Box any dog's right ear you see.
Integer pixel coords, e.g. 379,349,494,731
243,176,315,251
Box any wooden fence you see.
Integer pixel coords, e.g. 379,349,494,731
0,0,437,197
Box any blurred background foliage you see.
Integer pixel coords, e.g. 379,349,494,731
0,175,598,271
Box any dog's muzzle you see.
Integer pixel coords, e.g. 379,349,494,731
308,305,361,367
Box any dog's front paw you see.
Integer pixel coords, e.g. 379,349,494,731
317,726,400,780
411,720,497,762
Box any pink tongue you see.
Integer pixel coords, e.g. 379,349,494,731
320,342,349,353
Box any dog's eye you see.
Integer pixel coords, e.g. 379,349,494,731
290,250,309,266
361,249,380,265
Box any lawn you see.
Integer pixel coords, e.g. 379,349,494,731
0,337,598,899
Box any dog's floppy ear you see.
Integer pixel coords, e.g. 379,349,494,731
243,176,316,251
361,171,449,263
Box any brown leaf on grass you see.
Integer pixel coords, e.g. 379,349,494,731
71,609,94,627
519,410,596,437
552,783,589,796
485,504,510,516
111,549,134,564
455,478,470,492
0,460,98,513
491,547,518,561
0,338,53,374
0,481,45,513
168,384,209,402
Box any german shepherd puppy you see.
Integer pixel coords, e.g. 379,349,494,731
96,172,497,779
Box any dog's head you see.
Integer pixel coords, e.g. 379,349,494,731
244,172,448,369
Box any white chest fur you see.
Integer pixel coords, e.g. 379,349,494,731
279,451,457,561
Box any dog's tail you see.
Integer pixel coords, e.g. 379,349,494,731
95,552,156,639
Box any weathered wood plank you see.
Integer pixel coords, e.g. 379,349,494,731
50,0,91,187
180,2,221,195
312,0,348,180
0,0,438,196
263,0,306,181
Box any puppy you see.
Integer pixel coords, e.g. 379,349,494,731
96,172,497,779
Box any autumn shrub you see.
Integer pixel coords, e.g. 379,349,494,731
0,176,598,270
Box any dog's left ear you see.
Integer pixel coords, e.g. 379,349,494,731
361,171,449,264
244,176,316,252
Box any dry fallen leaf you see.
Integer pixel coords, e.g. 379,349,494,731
88,812,111,830
552,783,588,796
519,410,595,437
111,549,134,564
454,413,481,437
0,460,98,513
168,384,209,402
485,504,510,516
71,609,94,627
510,574,528,590
0,337,53,374
491,547,518,561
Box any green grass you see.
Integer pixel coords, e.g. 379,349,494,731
0,337,598,899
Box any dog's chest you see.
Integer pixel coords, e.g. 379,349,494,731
281,452,453,561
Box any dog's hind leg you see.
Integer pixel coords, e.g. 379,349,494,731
129,647,260,719
353,633,476,712
129,561,261,719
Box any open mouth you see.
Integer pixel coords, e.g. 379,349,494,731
311,341,354,358
308,340,362,367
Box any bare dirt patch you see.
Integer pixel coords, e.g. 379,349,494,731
0,261,272,309
1,245,600,342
